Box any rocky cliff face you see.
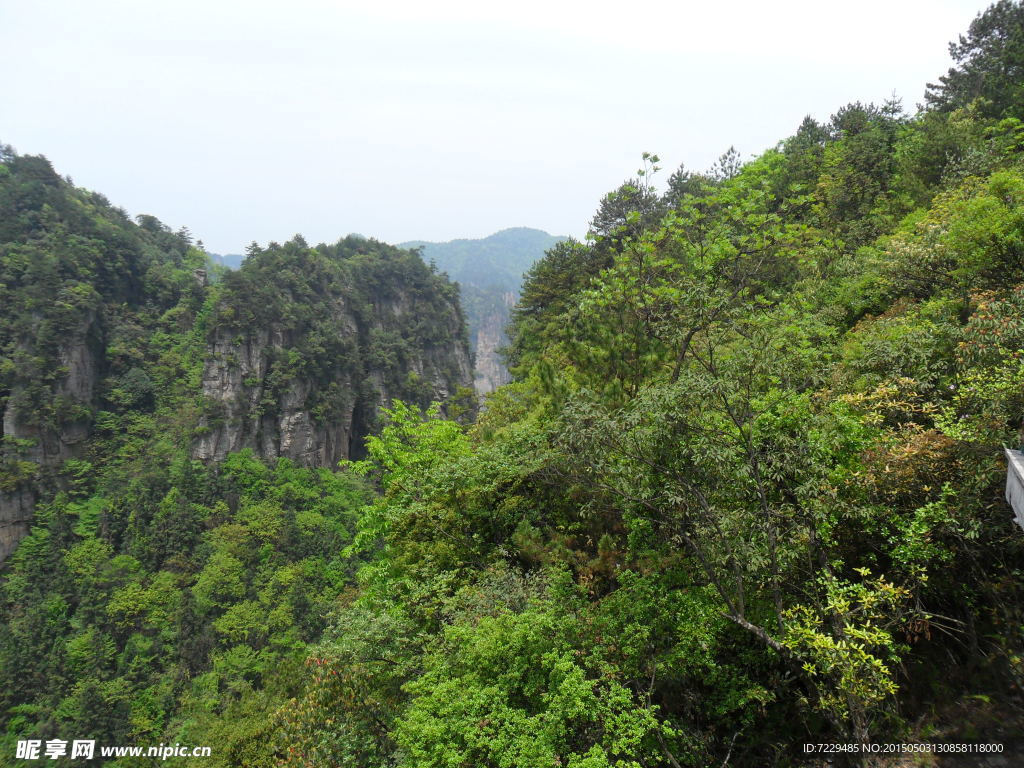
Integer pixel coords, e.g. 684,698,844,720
0,154,473,564
192,236,473,467
2,314,100,462
1,314,103,562
471,289,515,394
401,228,567,394
0,487,34,565
193,325,356,466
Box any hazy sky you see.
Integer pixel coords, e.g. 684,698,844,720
1,0,996,253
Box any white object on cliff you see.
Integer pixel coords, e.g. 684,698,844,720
1005,448,1024,531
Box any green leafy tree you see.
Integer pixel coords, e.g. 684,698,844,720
925,0,1024,119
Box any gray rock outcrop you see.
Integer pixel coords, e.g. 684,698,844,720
192,273,472,467
1,315,102,562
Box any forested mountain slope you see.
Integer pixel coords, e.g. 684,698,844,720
193,236,472,466
3,2,1024,766
0,148,208,563
274,4,1024,767
0,158,472,562
0,151,472,762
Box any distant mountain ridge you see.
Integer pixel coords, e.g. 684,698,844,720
207,251,245,269
401,227,566,292
402,227,567,393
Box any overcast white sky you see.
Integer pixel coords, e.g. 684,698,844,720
0,0,996,253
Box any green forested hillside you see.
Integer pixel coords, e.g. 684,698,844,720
275,4,1024,767
4,2,1024,767
0,153,471,765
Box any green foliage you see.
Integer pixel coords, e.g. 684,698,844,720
394,580,664,768
8,9,1024,763
281,46,1024,760
814,101,908,245
0,448,367,763
925,0,1024,120
0,145,469,766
